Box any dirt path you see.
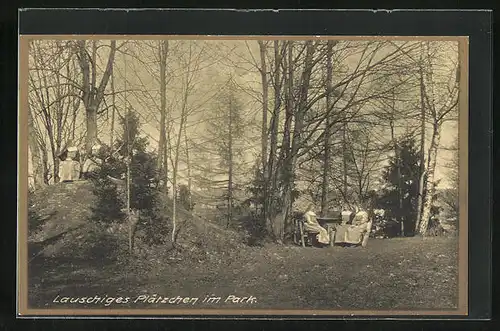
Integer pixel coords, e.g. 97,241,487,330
28,237,458,311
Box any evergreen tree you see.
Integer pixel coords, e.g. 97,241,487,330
205,85,246,227
90,110,160,231
90,149,125,224
114,110,158,216
376,137,421,236
245,163,267,243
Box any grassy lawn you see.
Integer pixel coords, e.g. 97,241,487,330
28,235,458,311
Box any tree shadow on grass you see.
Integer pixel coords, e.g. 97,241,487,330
28,224,85,259
27,254,131,308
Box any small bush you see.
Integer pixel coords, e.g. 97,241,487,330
238,212,266,246
137,214,171,246
90,172,125,224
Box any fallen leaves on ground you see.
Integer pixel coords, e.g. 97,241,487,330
28,236,458,310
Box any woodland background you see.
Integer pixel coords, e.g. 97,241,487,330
26,39,461,310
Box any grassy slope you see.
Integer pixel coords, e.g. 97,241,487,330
27,181,459,311
28,237,458,310
28,180,245,259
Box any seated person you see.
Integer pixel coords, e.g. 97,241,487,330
335,206,372,247
303,204,330,245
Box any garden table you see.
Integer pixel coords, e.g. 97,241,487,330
317,217,343,247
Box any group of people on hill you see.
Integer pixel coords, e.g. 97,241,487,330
57,144,104,182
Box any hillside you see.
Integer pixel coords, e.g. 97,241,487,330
28,180,246,261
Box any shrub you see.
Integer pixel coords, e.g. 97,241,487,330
90,165,125,224
138,210,171,246
90,110,163,250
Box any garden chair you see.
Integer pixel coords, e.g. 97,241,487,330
293,217,318,247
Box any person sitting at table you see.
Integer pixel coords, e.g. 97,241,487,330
334,205,373,247
303,204,330,246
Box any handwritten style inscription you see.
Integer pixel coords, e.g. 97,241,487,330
52,294,258,306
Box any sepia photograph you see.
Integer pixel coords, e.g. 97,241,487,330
18,35,468,316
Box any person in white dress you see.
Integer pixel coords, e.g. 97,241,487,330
335,204,373,247
303,204,330,245
58,146,81,182
82,144,103,179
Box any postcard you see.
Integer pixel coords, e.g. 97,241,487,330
18,14,473,317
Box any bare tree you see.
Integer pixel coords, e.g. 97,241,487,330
418,41,459,235
277,40,317,241
264,40,284,236
27,101,46,189
157,40,170,196
254,40,422,241
29,40,83,183
258,40,269,171
170,41,213,243
76,40,117,154
109,62,117,148
320,40,334,216
416,42,428,230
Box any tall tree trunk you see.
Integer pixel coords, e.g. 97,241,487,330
227,94,234,228
164,119,170,197
258,40,270,228
281,41,293,162
274,42,294,236
419,125,441,235
78,40,117,154
320,41,334,216
157,40,169,192
172,119,185,244
279,41,316,241
126,158,132,252
71,103,77,143
85,108,98,154
415,42,427,231
28,105,45,189
184,125,192,210
278,41,293,189
172,73,190,244
265,40,282,236
86,41,98,153
390,120,404,236
342,123,348,206
41,147,50,184
110,64,116,148
258,40,268,171
47,130,60,184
